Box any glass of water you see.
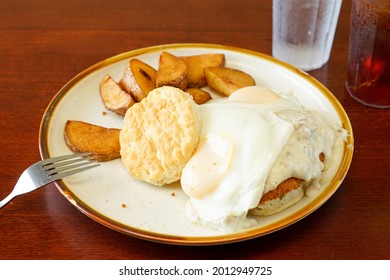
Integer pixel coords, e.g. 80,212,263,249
272,0,342,71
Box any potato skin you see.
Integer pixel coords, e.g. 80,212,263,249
180,53,225,88
184,87,211,104
64,120,121,162
119,59,157,102
156,52,188,89
204,66,255,96
99,74,135,115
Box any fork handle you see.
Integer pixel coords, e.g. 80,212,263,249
0,192,17,209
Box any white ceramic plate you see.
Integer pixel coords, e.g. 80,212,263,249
39,43,354,245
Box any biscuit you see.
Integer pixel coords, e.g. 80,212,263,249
120,86,202,186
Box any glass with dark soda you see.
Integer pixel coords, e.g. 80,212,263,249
346,0,390,108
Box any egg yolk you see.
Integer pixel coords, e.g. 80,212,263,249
228,86,282,103
181,133,234,199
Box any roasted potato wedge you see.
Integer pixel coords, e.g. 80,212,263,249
64,120,121,162
180,53,225,87
120,59,157,102
185,87,212,104
156,51,188,89
99,74,135,115
205,66,256,96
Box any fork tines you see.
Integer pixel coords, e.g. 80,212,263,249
42,152,100,180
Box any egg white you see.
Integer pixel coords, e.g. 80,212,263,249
181,98,294,232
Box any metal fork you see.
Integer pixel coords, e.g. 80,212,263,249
0,152,100,209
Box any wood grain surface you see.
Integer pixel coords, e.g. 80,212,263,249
0,0,389,259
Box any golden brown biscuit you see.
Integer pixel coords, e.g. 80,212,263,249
120,86,202,186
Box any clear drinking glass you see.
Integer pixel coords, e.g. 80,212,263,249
345,0,390,108
272,0,342,71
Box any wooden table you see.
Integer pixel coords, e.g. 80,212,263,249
0,0,388,260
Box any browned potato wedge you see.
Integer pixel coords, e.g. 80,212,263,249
64,120,121,162
156,51,188,89
120,59,157,102
205,66,256,96
185,87,212,105
180,53,225,87
99,74,135,115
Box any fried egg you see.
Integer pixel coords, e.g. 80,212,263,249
181,86,297,232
